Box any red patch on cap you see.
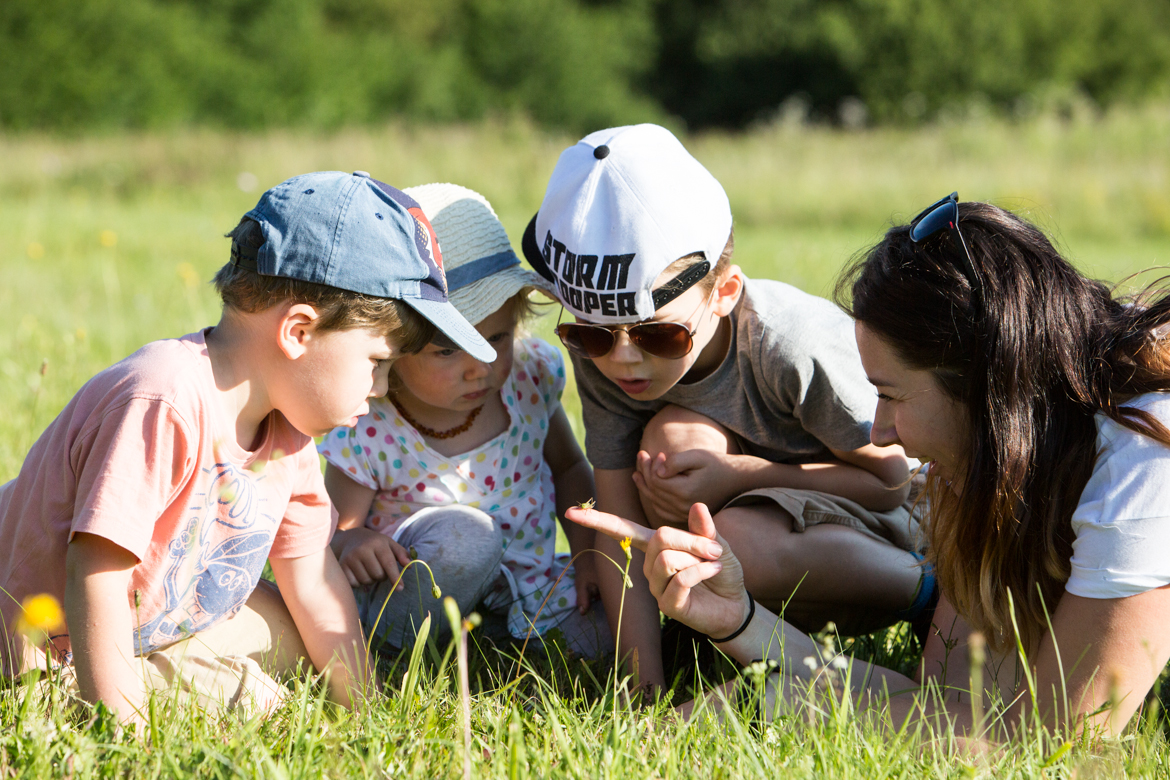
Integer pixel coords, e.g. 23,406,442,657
409,206,444,270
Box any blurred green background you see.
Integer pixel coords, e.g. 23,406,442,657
3,0,1169,132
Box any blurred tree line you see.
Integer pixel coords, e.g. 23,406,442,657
2,0,1169,132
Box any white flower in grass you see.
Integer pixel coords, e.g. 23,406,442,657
830,655,848,671
802,656,819,672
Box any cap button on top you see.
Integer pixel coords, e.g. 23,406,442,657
593,145,610,160
353,170,370,178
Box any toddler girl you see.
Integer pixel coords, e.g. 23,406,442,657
320,183,608,656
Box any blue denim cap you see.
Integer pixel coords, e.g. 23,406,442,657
244,171,495,362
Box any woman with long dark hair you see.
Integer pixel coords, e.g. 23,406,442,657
568,195,1170,737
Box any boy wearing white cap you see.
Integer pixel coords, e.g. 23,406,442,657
523,125,930,690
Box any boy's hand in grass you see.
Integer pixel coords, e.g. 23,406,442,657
633,449,742,527
331,526,412,589
566,502,749,639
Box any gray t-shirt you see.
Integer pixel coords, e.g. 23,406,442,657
573,278,876,470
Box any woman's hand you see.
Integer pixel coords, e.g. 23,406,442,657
565,501,750,639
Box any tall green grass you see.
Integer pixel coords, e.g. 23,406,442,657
2,107,1170,776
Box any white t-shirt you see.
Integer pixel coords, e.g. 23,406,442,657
1067,392,1170,599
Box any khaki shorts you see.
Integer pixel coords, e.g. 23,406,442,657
21,580,301,718
725,484,925,553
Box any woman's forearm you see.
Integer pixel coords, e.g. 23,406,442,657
717,605,920,701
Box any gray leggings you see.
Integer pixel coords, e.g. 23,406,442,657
354,506,504,650
353,505,612,658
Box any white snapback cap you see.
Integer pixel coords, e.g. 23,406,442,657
522,124,732,324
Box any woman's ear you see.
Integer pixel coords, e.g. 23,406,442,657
275,303,321,360
711,265,745,317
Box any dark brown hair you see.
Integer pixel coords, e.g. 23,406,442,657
837,202,1170,651
215,218,436,353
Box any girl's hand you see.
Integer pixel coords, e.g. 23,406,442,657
633,450,741,528
332,527,413,588
565,502,750,639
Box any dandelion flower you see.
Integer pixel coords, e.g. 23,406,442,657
620,536,632,562
17,593,64,641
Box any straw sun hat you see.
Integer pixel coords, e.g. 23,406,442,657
403,183,555,325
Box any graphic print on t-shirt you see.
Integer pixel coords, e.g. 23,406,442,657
133,461,275,653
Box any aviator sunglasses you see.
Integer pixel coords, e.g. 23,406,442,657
909,192,983,297
555,261,716,360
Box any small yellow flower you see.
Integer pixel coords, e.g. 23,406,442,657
175,262,199,289
26,242,45,260
99,230,118,248
16,593,64,641
621,536,632,563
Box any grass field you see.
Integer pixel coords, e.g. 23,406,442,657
2,106,1170,776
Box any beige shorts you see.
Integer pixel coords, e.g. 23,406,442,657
725,485,925,553
21,580,303,718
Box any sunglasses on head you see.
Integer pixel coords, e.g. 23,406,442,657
556,280,716,360
909,192,983,296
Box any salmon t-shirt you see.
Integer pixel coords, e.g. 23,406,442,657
0,330,333,674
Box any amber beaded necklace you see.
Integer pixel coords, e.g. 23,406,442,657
390,396,484,440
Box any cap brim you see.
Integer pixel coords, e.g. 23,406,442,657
449,267,556,325
521,212,557,286
403,297,497,363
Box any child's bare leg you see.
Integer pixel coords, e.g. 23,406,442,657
637,404,740,529
713,505,922,634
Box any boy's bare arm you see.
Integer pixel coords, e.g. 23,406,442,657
594,468,666,690
270,547,372,708
64,533,147,725
636,442,910,522
543,408,601,612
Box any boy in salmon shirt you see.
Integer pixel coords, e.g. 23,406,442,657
0,171,495,723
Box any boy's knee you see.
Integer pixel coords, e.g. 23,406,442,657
640,404,738,458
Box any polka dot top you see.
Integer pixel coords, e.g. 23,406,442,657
319,338,577,637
